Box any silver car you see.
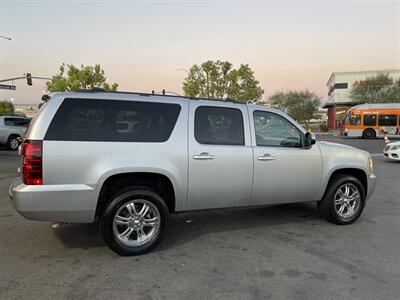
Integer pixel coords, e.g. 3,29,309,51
9,91,376,255
0,116,30,150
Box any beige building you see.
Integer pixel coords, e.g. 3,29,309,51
323,69,400,130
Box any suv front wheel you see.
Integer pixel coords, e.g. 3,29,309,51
99,188,169,256
7,135,20,150
318,174,366,225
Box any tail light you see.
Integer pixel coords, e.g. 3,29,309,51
21,140,43,185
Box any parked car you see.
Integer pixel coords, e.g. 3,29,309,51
383,141,400,161
9,91,376,256
0,116,31,150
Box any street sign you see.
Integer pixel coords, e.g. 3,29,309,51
0,84,16,90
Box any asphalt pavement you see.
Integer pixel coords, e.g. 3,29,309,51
0,137,399,299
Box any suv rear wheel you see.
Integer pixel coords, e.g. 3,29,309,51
99,188,169,256
318,174,365,225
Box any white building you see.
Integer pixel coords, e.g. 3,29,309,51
323,69,400,130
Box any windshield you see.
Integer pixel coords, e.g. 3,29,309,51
344,112,350,125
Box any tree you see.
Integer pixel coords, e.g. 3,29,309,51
0,100,14,116
350,73,400,103
270,90,320,128
269,91,289,111
46,63,118,92
183,60,264,103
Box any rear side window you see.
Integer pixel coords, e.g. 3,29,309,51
378,114,397,126
45,98,181,142
363,114,377,126
4,118,16,126
194,106,244,145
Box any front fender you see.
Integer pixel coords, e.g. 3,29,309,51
317,141,371,200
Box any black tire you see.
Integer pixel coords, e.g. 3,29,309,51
7,135,20,150
362,128,376,139
99,188,169,256
317,174,365,225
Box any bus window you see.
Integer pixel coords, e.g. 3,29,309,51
363,114,377,126
349,114,361,126
378,114,397,126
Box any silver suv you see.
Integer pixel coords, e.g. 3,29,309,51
0,116,30,150
9,91,376,255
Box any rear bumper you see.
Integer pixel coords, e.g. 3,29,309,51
9,179,97,223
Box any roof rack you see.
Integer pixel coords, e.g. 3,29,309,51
72,88,243,104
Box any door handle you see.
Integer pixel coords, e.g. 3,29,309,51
193,152,215,160
257,154,276,161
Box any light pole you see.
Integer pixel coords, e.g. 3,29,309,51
0,35,14,41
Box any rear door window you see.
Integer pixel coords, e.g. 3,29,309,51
363,114,377,126
194,106,244,145
45,98,181,142
14,118,30,127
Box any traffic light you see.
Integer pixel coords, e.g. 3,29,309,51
26,73,32,86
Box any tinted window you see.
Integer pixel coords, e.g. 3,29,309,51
4,118,16,126
15,118,30,127
328,83,348,96
363,114,377,126
194,106,244,145
378,114,397,126
253,111,302,147
45,98,181,142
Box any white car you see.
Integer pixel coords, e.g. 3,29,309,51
384,142,400,161
0,116,31,150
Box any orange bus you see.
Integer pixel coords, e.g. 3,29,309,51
343,103,400,139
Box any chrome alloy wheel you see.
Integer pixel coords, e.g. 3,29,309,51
9,138,19,150
334,183,361,219
112,199,161,247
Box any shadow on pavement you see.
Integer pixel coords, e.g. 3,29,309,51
54,202,320,251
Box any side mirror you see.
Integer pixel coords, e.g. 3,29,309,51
304,132,316,148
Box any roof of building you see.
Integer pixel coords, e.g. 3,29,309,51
351,103,400,110
322,101,358,108
327,69,400,86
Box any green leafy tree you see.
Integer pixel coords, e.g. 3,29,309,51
0,100,14,116
183,60,264,103
350,73,400,103
270,90,320,128
46,63,118,92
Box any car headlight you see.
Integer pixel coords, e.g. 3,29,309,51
391,146,399,151
368,157,374,174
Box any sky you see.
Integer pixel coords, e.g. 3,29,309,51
0,0,399,104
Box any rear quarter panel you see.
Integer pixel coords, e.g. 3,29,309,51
41,94,189,213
